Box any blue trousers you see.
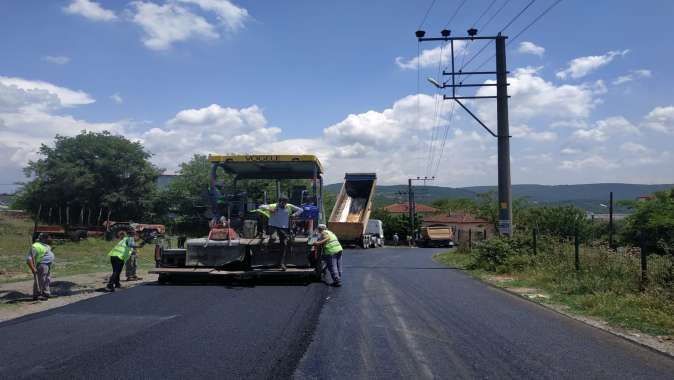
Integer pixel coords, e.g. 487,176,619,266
323,251,342,283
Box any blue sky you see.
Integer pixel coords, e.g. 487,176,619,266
1,0,673,191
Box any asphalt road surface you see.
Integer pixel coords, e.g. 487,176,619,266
1,247,674,380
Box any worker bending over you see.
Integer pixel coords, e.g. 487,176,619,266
258,196,303,271
313,224,343,287
106,231,145,292
26,233,55,300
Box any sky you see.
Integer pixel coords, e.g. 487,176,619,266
1,0,673,192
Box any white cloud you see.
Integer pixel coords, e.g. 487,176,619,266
177,0,248,31
0,76,94,108
556,50,629,80
642,106,674,133
613,69,652,85
511,124,557,142
42,56,71,65
395,42,466,70
620,142,647,154
477,67,601,121
517,41,545,57
560,147,580,155
130,1,220,50
572,116,639,142
63,0,117,22
560,155,619,170
110,93,123,104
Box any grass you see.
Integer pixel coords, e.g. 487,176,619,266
434,249,674,337
0,213,158,283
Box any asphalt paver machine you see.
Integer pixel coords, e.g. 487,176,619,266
150,154,327,283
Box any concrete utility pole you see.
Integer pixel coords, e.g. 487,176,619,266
417,29,512,236
408,176,435,238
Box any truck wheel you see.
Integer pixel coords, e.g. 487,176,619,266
109,224,132,240
70,230,88,242
158,274,170,285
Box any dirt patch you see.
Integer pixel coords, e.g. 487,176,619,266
0,270,157,322
485,275,516,283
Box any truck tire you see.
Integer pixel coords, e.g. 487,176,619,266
69,229,88,242
158,274,170,285
108,224,132,241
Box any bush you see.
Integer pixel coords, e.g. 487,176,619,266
468,234,533,272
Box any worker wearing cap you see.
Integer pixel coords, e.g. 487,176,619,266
26,233,55,300
258,196,303,271
313,224,343,287
106,231,144,292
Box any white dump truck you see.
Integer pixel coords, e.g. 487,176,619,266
365,219,384,248
328,173,377,248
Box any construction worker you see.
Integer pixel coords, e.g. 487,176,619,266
258,195,303,271
393,233,399,246
313,224,343,287
25,233,54,300
106,231,144,292
124,233,145,281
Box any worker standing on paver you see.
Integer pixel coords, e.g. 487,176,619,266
106,231,144,292
25,233,55,301
313,224,343,287
258,196,303,271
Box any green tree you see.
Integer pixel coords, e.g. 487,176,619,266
621,189,674,255
16,131,160,221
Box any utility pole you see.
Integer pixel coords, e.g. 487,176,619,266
609,191,614,249
408,176,435,238
417,28,512,236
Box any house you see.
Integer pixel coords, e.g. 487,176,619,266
422,211,496,241
383,202,440,215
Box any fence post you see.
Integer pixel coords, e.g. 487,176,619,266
574,228,580,272
533,228,538,255
640,234,648,291
468,228,472,251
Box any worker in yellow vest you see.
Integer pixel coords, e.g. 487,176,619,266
25,233,55,300
258,196,303,271
105,230,144,292
313,224,343,287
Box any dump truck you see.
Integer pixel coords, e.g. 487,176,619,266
327,173,377,248
416,226,454,248
365,219,384,248
150,154,327,283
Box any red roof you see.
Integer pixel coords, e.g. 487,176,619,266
383,203,440,214
423,211,490,224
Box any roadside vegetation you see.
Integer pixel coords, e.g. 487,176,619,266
434,190,674,337
0,213,156,284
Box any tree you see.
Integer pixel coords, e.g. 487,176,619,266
16,131,160,221
621,189,674,255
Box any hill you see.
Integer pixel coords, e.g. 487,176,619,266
324,183,674,212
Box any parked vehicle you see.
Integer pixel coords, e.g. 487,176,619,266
104,220,165,242
417,226,454,248
328,173,377,248
365,219,384,248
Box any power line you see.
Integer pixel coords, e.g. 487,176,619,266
464,0,564,80
480,0,511,30
472,0,498,28
418,0,437,29
444,0,468,28
458,0,535,73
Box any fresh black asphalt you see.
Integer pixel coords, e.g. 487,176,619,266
1,247,673,379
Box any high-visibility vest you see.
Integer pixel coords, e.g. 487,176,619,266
323,230,343,256
31,242,48,265
108,237,132,262
255,203,296,219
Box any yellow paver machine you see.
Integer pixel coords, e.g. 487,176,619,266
150,154,326,283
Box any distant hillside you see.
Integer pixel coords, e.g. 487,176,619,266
324,183,674,212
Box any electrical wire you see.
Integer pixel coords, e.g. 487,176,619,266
472,0,498,28
444,0,468,28
418,0,437,29
480,0,511,30
464,0,564,80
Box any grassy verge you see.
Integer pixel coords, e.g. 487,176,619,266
0,213,158,283
433,249,674,337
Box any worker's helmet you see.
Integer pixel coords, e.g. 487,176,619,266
37,233,49,242
317,224,327,230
